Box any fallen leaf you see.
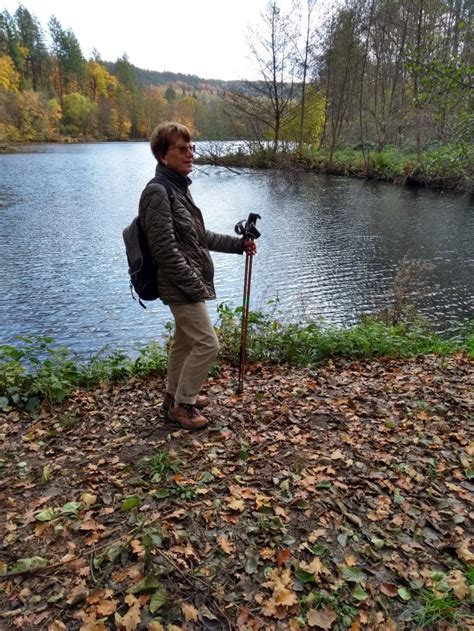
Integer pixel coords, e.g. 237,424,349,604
217,536,236,554
181,602,199,622
380,583,398,597
119,594,141,631
47,621,66,631
227,498,245,511
96,599,117,616
447,570,469,600
80,493,97,507
260,547,275,559
456,539,473,564
277,549,292,566
307,606,337,628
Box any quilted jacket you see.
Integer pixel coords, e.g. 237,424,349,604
139,164,245,305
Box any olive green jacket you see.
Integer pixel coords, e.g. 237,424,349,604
139,164,244,305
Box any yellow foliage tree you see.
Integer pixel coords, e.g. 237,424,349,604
143,86,167,135
281,87,326,148
86,61,118,102
175,96,198,135
0,56,21,93
17,90,52,140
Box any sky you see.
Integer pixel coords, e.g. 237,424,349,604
3,0,277,81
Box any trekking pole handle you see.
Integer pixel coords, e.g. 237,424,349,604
235,213,261,240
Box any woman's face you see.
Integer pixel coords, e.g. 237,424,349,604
163,135,195,176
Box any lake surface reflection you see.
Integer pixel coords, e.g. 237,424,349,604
1,142,472,357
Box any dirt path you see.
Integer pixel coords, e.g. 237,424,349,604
1,354,473,630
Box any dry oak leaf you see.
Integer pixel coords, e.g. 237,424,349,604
447,570,470,600
262,568,298,613
217,535,236,554
130,539,146,557
307,606,337,629
181,602,199,622
80,492,97,507
260,547,276,559
227,497,245,512
96,599,118,616
67,581,89,605
301,557,328,576
86,588,115,605
118,594,141,631
79,515,105,531
48,622,67,631
456,539,474,564
147,623,164,631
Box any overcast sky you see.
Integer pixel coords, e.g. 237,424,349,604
3,0,279,81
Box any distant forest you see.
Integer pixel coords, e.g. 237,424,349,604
1,1,472,159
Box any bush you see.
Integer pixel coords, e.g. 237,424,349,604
0,335,167,410
215,302,471,366
1,314,471,410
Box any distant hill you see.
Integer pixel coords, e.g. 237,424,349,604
104,61,248,93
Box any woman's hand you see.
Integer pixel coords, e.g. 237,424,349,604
244,240,257,256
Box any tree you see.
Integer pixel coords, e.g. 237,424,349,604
49,16,85,98
61,92,94,136
114,55,144,138
143,86,166,135
294,0,318,153
227,0,297,156
85,60,118,102
0,54,20,92
318,3,365,160
14,6,49,91
280,85,325,146
175,95,198,135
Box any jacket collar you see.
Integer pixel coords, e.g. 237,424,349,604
155,162,192,192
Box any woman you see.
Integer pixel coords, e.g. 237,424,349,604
139,122,256,430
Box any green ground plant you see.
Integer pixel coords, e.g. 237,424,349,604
207,143,473,190
1,310,472,410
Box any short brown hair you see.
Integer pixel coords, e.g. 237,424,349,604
149,122,191,161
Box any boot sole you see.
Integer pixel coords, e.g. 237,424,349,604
165,411,208,431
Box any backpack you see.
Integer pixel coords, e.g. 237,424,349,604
123,176,175,308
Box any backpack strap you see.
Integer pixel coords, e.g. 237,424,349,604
145,175,176,205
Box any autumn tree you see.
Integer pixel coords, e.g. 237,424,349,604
14,5,49,91
114,55,143,138
49,16,85,98
293,0,318,153
227,0,297,155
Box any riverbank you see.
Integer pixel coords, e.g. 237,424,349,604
1,353,473,629
2,139,473,192
196,144,474,193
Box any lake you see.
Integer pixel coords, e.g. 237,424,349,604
1,142,473,358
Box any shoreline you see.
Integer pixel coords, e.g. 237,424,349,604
1,140,472,193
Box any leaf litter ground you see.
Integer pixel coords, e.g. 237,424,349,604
1,354,473,630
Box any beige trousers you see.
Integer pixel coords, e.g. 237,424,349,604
167,302,219,405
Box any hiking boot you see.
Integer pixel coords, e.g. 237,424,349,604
167,403,208,430
161,392,210,414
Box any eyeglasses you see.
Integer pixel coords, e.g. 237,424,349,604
169,143,196,155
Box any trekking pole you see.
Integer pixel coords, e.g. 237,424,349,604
234,213,261,394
